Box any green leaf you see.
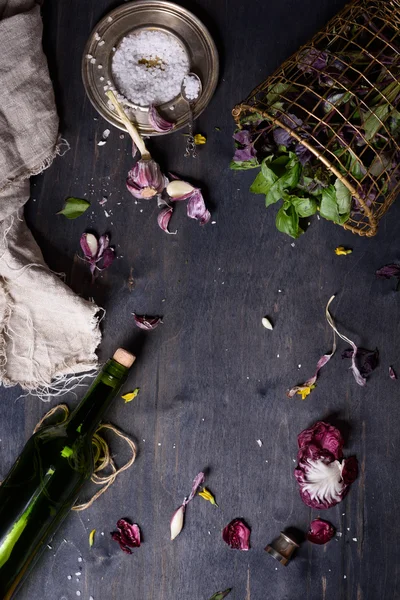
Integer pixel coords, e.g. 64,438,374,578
209,590,232,600
229,158,259,170
334,178,352,215
362,103,390,141
250,171,273,195
267,82,293,105
320,185,348,223
57,197,90,219
276,204,302,238
291,196,317,217
369,154,391,177
262,154,301,206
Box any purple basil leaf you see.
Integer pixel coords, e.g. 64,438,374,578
273,127,292,147
376,264,400,279
233,145,257,162
233,130,252,145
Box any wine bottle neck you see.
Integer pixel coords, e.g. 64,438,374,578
67,359,129,438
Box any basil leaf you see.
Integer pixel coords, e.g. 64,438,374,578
57,197,90,219
250,171,273,195
229,158,259,170
320,185,342,223
334,178,352,215
263,154,301,206
209,590,232,600
291,196,317,217
362,103,390,141
276,204,302,238
267,82,293,105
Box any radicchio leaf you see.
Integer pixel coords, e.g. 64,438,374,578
222,518,251,551
132,313,163,330
307,518,336,544
111,519,141,554
341,456,358,484
148,105,175,133
298,421,344,460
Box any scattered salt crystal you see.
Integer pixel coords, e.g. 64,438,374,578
277,354,280,357
76,579,80,583
94,32,101,41
101,532,104,536
211,221,216,224
292,459,296,462
347,527,350,531
337,532,343,537
317,214,320,220
86,54,93,60
278,289,282,292
99,40,105,46
98,64,103,69
100,76,104,81
352,537,358,542
298,364,301,368
183,74,201,101
102,129,110,139
256,439,263,447
90,597,94,600
104,210,110,217
107,16,113,22
112,30,189,106
119,134,125,139
75,572,81,576
97,140,106,146
67,575,72,580
158,443,161,446
344,576,347,579
291,242,295,247
78,557,82,563
76,593,81,597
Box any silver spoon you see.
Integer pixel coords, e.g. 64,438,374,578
181,73,202,158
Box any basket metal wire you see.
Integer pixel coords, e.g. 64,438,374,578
233,0,400,236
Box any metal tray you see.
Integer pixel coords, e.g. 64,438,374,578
82,0,219,136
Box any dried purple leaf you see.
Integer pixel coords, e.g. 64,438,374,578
148,104,175,133
127,159,167,200
307,519,336,544
342,347,379,377
132,314,163,330
185,472,205,504
376,264,400,279
222,518,251,551
390,366,397,380
111,519,141,554
157,206,176,234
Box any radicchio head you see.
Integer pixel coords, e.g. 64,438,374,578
294,421,358,509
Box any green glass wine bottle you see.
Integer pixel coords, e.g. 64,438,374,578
0,348,135,599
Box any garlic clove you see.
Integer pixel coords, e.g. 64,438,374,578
170,504,185,540
262,316,273,330
166,180,195,199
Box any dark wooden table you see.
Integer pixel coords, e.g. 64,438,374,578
1,0,400,598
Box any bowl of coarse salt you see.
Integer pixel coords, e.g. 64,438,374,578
82,0,219,136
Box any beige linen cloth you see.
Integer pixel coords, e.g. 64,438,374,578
0,0,100,391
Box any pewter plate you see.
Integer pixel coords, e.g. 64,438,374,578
82,0,219,136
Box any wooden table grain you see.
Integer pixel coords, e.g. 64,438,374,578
1,0,399,598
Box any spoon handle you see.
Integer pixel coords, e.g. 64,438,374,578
184,104,197,158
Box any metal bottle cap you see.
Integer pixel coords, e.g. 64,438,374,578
265,531,299,566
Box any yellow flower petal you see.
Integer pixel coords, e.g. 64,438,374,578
194,133,207,145
335,246,352,256
198,487,218,506
122,388,140,403
89,529,96,547
296,385,316,400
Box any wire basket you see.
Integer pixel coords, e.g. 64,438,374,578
233,0,400,236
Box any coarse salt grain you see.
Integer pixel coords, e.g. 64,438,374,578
183,74,201,101
112,29,189,106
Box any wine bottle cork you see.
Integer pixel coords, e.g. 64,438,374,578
113,348,136,368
